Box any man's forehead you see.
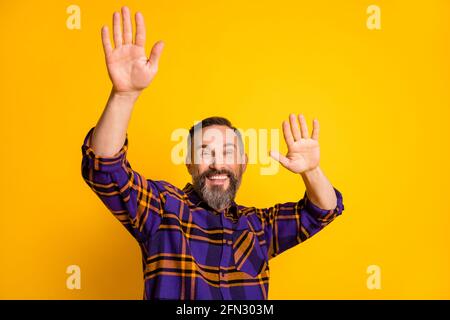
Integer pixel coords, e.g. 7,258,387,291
194,125,238,144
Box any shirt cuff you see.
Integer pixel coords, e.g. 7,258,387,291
81,127,129,172
304,187,344,218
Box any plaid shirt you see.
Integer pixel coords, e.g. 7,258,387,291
81,128,344,300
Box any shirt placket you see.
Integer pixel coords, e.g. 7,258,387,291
218,211,233,300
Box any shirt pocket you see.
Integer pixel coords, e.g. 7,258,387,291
232,229,266,278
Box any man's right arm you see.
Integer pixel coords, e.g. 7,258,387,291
81,6,165,242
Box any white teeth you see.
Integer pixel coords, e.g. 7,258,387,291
209,175,228,180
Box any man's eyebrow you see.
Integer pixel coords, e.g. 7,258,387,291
223,143,237,149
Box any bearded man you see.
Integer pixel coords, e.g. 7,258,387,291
81,6,344,300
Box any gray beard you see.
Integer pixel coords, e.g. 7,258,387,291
192,169,242,212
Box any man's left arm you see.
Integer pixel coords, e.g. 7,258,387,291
270,113,340,211
261,113,344,257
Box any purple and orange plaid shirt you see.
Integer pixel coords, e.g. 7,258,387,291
81,127,344,300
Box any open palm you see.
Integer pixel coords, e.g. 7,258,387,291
101,7,164,94
270,114,321,174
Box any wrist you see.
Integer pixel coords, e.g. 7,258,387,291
105,88,140,114
111,88,141,102
300,166,321,181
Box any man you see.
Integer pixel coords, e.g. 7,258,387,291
81,7,344,300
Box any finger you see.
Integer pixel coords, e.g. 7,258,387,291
298,114,309,139
121,6,132,45
101,26,112,56
135,11,146,47
113,11,122,48
270,150,289,168
148,40,165,67
289,114,302,141
282,120,294,146
311,119,320,140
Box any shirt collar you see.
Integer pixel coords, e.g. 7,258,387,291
182,183,241,222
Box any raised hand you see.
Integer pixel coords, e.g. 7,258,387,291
270,114,320,174
101,7,164,95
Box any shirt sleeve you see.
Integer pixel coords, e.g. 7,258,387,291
81,127,163,242
258,187,344,259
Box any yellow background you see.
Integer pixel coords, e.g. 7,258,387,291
0,0,449,299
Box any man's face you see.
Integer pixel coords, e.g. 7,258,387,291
187,125,247,211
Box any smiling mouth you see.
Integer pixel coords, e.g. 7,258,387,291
206,174,229,185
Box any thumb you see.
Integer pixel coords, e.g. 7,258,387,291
269,150,289,167
148,40,165,67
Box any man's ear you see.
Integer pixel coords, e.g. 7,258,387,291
186,163,193,175
241,153,248,173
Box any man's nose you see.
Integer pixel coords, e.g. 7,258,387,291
209,156,227,170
